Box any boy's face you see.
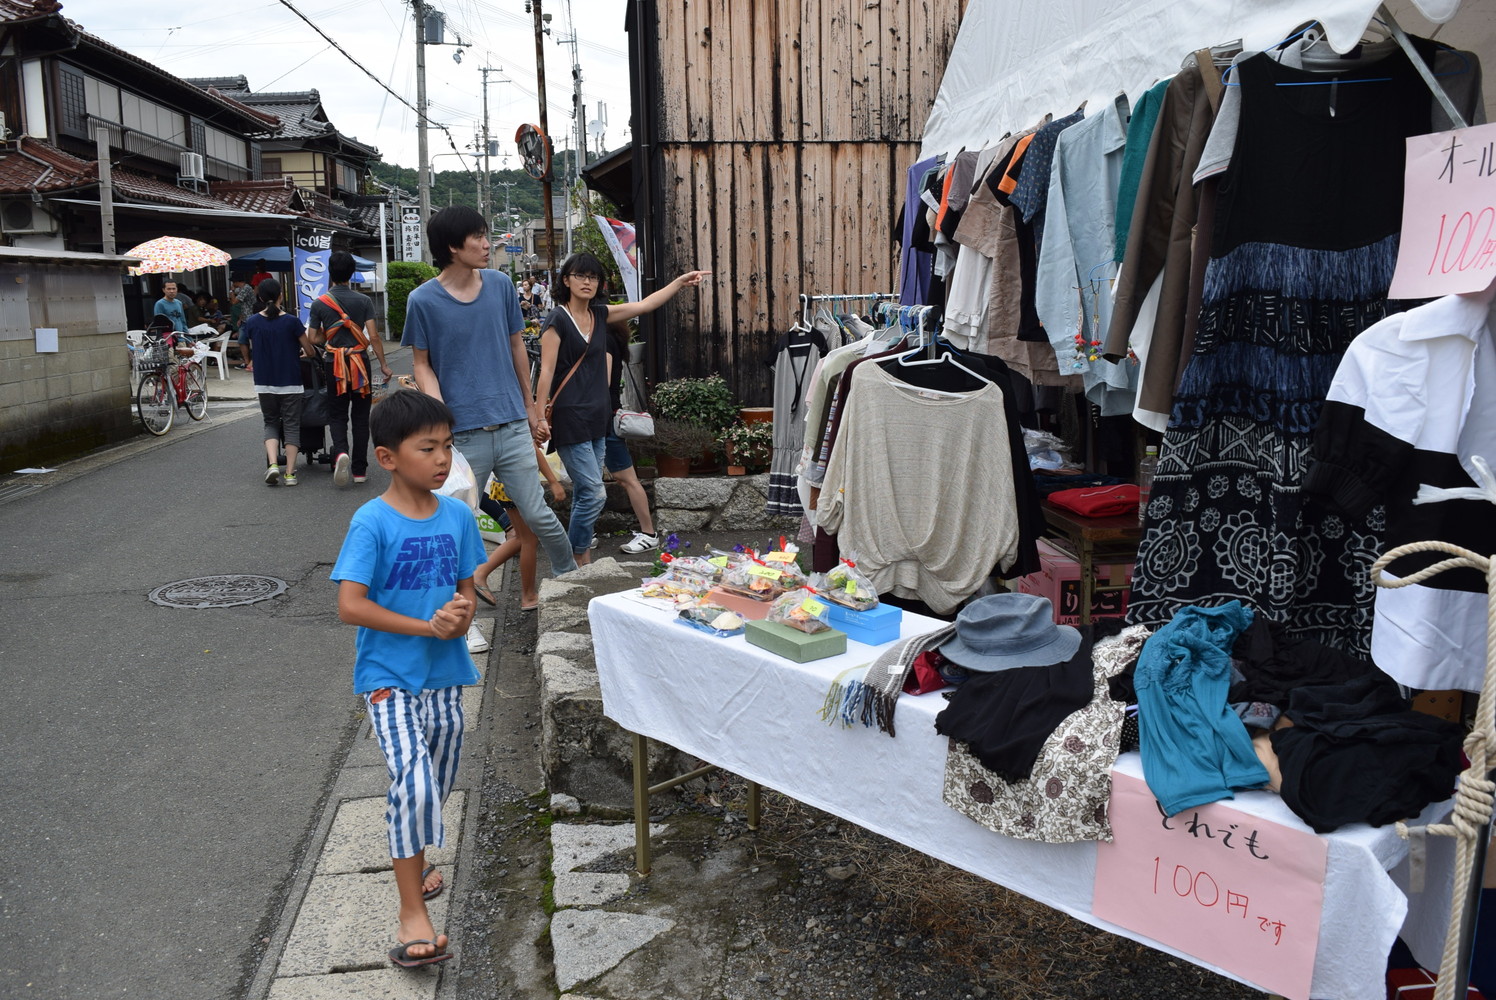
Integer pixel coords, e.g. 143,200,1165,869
449,231,491,271
376,424,454,491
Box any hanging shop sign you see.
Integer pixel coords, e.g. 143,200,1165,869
400,207,423,263
1093,774,1328,1000
594,215,640,302
515,123,553,181
292,228,335,326
1389,120,1496,299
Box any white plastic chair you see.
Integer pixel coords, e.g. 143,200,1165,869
125,330,146,388
193,325,232,380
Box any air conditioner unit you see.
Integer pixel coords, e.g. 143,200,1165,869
0,200,55,235
179,151,205,181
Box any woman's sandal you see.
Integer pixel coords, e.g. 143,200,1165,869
389,939,451,968
475,584,497,607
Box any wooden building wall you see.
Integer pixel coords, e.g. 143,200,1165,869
632,0,968,404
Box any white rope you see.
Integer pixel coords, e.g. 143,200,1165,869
1413,455,1496,507
1373,540,1496,1000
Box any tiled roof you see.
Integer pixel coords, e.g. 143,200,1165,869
112,170,245,210
182,76,250,95
0,137,95,192
242,100,333,140
214,178,299,215
0,0,61,22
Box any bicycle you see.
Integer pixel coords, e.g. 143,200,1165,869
136,331,209,436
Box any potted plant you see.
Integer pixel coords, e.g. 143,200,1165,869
649,420,719,478
720,419,774,476
651,375,738,473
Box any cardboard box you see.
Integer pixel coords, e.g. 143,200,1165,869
1015,538,1133,626
744,619,847,662
1387,967,1487,999
824,601,903,646
706,586,776,621
1411,690,1466,724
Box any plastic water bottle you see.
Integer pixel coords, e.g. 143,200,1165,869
1137,445,1158,526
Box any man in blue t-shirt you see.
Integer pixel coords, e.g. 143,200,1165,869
404,206,576,577
152,281,189,339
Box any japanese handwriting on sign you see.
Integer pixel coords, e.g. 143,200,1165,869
1151,857,1288,946
1389,122,1496,298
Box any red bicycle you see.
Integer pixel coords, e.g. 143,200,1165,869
136,330,208,435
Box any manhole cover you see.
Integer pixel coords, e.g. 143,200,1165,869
150,575,287,609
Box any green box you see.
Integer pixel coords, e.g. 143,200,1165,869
744,620,848,662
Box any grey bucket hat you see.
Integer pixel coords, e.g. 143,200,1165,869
939,592,1081,672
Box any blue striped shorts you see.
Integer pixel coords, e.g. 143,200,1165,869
365,685,464,859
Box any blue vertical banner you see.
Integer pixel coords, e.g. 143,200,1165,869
293,228,334,325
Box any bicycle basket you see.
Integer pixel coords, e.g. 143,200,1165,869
139,340,172,370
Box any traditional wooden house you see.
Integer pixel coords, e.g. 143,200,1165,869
621,0,970,401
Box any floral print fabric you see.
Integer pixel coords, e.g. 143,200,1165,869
942,626,1149,843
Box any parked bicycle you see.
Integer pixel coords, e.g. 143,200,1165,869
136,330,208,435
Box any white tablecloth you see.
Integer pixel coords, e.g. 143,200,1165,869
590,591,1456,1000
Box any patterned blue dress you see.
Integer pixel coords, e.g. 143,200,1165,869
1127,43,1437,655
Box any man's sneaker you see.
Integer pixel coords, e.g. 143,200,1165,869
264,465,282,487
283,472,299,487
590,535,599,549
352,474,368,484
620,531,659,554
333,452,352,487
466,623,490,653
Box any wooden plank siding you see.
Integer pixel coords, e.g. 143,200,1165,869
637,0,967,404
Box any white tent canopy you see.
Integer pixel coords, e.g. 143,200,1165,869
920,0,1495,161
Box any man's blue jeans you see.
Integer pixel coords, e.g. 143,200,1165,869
555,437,606,555
454,421,576,576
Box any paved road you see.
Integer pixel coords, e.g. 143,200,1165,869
0,401,389,999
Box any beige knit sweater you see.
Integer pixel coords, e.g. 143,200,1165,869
817,363,1017,613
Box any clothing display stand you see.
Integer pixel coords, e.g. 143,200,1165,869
1373,540,1496,1000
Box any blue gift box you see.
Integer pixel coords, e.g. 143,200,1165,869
824,601,903,646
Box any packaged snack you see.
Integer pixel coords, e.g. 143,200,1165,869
814,556,879,611
717,562,786,601
639,568,712,602
677,602,747,636
767,588,833,634
668,556,723,581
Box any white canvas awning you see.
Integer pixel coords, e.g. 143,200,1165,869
920,0,1495,160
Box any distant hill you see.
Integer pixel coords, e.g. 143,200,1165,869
369,149,585,228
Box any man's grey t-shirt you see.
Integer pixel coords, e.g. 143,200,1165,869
401,269,527,433
309,285,376,349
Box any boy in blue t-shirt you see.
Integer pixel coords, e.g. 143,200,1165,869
330,389,483,969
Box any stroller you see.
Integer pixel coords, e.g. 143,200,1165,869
275,349,335,470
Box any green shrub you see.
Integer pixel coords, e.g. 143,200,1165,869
387,261,438,338
651,375,737,435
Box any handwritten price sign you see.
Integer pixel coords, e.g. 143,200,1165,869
1093,774,1327,1000
1389,122,1496,299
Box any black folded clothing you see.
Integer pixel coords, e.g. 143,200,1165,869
1270,673,1465,833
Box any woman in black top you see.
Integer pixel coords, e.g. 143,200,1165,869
535,252,710,564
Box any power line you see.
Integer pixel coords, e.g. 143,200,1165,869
271,0,476,176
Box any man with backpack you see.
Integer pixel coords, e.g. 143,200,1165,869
308,251,394,486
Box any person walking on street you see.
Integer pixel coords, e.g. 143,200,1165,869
309,251,393,487
230,278,256,369
244,278,316,486
404,205,576,577
604,323,660,553
330,388,480,970
535,252,709,566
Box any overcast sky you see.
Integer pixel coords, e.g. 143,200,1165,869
57,0,634,172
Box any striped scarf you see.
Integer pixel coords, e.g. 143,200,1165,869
819,625,955,737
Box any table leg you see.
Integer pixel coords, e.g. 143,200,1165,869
747,780,761,831
632,732,651,876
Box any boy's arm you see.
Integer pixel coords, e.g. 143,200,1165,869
338,580,467,639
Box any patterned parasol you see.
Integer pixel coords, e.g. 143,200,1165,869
124,236,232,275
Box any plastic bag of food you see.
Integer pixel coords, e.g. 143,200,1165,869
814,554,879,611
676,602,747,636
668,556,723,581
767,588,833,633
717,562,785,601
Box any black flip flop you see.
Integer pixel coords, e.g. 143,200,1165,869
422,864,443,901
389,938,451,969
475,585,496,607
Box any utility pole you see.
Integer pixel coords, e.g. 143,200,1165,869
495,178,518,273
559,1,582,257
529,0,557,277
413,0,431,264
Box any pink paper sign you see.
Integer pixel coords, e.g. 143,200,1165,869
1389,122,1496,299
1093,774,1328,1000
